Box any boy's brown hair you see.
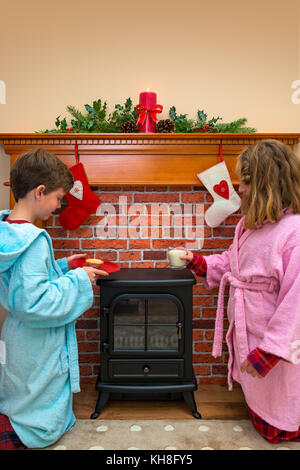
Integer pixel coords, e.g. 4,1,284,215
10,148,74,202
237,139,300,229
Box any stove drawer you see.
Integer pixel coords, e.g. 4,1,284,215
108,359,184,378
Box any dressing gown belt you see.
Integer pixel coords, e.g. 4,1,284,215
212,271,276,364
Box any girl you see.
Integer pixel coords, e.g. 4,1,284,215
179,139,300,443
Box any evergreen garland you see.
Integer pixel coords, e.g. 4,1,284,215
40,98,256,134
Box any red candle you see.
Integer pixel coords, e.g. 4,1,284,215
138,89,157,133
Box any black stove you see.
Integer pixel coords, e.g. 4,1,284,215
90,268,201,419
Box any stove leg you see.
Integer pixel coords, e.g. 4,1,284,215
90,391,110,419
183,391,202,419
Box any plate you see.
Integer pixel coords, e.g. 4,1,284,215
69,258,120,274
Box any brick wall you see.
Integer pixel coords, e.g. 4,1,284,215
45,185,241,385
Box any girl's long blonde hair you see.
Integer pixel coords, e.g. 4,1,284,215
237,139,300,229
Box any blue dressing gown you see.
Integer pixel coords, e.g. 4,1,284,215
0,210,94,448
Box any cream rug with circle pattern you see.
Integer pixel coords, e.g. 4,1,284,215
39,419,300,450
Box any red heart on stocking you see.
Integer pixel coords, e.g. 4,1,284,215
213,180,229,199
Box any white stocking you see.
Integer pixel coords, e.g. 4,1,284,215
197,161,241,227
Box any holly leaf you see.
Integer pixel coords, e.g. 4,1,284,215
169,106,177,121
197,110,207,122
87,119,95,130
85,104,97,116
60,118,68,132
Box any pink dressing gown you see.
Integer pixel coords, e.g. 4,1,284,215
203,210,300,432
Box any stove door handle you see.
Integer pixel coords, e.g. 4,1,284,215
177,321,183,340
101,307,109,317
100,341,109,352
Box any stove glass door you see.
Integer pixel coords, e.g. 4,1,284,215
111,294,183,354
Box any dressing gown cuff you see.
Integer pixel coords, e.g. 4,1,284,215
247,347,281,377
55,257,69,274
187,254,207,277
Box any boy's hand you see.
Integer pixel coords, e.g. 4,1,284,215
174,246,194,262
82,266,109,283
67,253,87,268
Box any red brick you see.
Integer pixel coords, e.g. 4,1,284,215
181,193,205,203
131,262,155,268
83,215,104,225
192,331,204,341
78,353,99,363
192,307,201,318
46,228,68,238
212,365,228,375
118,262,129,268
202,308,217,319
152,239,195,249
134,193,180,203
145,185,169,192
78,342,99,353
194,342,213,353
76,330,85,341
82,239,127,249
203,239,233,249
86,331,100,341
80,377,97,384
54,251,72,259
212,227,235,238
205,331,215,341
94,251,117,261
119,251,141,261
192,319,215,329
129,239,151,249
193,365,210,376
52,239,79,249
83,308,99,319
193,296,213,306
193,353,222,363
98,193,133,203
79,365,93,376
76,319,98,330
143,251,165,260
68,227,93,238
225,215,242,225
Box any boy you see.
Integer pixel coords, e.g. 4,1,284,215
0,148,108,449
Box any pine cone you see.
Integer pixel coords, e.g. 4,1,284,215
119,120,139,133
156,119,175,133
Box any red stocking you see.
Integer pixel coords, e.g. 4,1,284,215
59,144,100,230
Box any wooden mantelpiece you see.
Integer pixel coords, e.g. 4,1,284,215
1,133,300,188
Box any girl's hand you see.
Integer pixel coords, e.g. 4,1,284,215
67,253,87,268
174,246,194,262
82,266,109,283
240,359,262,379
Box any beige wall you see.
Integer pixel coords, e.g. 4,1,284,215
0,0,300,206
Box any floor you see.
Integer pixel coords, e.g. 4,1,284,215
73,383,249,421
